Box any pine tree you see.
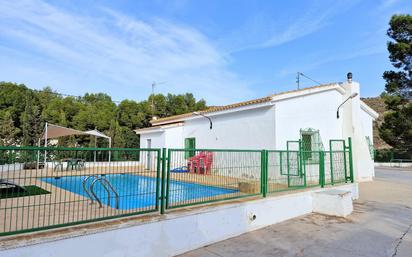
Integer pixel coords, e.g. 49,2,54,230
21,95,42,146
379,14,412,155
0,111,20,146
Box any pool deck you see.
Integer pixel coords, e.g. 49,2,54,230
0,164,256,234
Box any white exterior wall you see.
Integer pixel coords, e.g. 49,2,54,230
360,108,373,143
137,83,376,181
164,126,184,148
274,89,343,149
183,106,276,149
341,82,375,181
140,132,165,149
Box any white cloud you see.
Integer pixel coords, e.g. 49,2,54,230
275,43,386,79
220,1,361,53
0,0,254,104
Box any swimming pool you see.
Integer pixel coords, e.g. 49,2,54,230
41,174,237,210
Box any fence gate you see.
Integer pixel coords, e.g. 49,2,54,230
327,140,350,184
284,141,306,188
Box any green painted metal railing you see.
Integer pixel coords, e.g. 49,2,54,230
0,138,354,236
164,148,264,210
0,146,161,236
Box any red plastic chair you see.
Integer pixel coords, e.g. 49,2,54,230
187,151,213,175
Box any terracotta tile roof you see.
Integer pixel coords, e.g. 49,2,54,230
134,122,184,133
151,83,339,125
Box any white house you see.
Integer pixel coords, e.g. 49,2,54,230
135,75,378,181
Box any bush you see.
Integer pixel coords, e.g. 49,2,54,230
374,149,412,162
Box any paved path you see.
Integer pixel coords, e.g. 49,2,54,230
179,167,412,257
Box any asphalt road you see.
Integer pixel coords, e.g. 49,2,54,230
374,167,412,185
178,167,412,257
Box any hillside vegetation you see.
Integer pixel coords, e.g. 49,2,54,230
0,82,207,147
362,97,391,149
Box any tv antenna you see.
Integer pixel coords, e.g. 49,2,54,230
296,72,322,89
151,81,166,117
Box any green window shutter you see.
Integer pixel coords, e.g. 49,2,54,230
184,138,196,158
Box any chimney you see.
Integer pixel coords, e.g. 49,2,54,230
347,72,353,83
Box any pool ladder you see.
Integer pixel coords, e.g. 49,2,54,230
82,175,119,209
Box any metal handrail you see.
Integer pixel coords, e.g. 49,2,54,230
82,175,100,204
90,177,119,209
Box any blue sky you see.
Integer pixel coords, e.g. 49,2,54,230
0,0,411,105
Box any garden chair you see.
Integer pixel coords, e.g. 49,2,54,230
53,160,64,172
74,159,85,171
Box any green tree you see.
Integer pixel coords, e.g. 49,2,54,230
380,14,412,153
74,93,117,131
21,94,42,146
0,81,208,147
0,82,30,136
121,127,140,148
108,119,125,148
0,111,21,146
118,100,146,129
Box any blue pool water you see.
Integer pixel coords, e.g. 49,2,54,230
41,174,237,210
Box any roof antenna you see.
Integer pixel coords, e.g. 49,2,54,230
296,72,322,89
296,72,300,89
151,81,166,118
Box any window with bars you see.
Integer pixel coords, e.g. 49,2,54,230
300,128,323,162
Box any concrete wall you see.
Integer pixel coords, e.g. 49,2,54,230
140,131,165,149
274,89,344,149
360,107,373,143
183,105,276,149
375,162,412,168
164,126,184,149
0,183,358,257
341,82,375,181
0,163,24,172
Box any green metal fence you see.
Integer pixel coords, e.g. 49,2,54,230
0,138,354,236
163,149,264,210
265,138,352,193
0,146,161,236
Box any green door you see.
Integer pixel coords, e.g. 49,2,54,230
184,138,196,158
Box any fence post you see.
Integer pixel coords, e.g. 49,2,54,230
155,149,162,212
261,150,268,197
348,137,354,183
329,140,334,185
160,148,167,214
265,150,268,197
319,150,325,188
343,139,348,181
165,148,171,210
